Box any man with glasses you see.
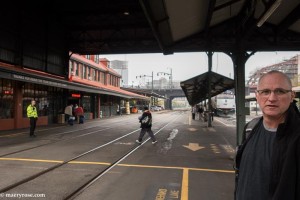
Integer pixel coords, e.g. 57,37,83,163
235,70,300,200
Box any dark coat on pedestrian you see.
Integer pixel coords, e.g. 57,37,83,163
139,110,152,128
235,103,300,200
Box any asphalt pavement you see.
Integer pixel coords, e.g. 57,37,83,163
0,111,237,200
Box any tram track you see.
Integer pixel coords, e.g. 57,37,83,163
0,112,174,158
0,112,183,195
0,118,137,158
64,114,183,200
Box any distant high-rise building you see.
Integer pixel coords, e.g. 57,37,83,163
109,60,129,87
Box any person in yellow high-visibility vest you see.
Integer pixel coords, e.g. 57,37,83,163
27,100,38,137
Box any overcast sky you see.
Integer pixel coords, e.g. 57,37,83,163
102,51,300,85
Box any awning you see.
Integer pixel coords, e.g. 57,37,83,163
180,71,234,105
0,65,148,100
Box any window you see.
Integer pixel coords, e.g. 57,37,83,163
74,62,79,76
87,67,90,79
93,69,96,81
116,77,119,87
78,63,83,78
22,83,49,117
0,79,14,119
100,72,105,84
83,65,87,79
86,55,90,60
69,61,73,75
95,55,99,63
106,74,109,85
82,95,91,113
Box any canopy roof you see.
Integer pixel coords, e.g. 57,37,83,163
180,71,234,105
3,0,299,55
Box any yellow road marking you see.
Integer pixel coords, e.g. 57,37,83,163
0,133,25,138
0,157,234,173
182,143,205,151
0,157,62,163
181,168,189,200
69,161,111,165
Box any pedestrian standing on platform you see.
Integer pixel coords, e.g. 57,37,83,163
64,104,74,125
198,106,204,120
191,106,196,120
27,100,38,137
75,105,84,124
235,70,300,200
73,104,78,121
136,106,157,145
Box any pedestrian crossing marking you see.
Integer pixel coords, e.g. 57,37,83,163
210,144,221,154
220,144,235,153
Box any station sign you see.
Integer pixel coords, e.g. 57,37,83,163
3,90,13,95
71,93,81,98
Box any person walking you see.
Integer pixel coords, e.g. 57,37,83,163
235,70,300,200
198,106,204,120
136,106,157,144
191,106,196,120
27,100,38,137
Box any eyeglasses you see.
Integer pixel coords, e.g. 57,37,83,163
256,88,292,96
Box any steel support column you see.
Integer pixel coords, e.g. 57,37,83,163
228,51,253,145
207,51,213,127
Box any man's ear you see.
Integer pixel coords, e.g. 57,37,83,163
291,91,296,102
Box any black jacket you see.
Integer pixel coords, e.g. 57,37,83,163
235,103,300,200
139,110,152,128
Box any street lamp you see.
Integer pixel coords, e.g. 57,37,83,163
157,68,172,90
136,71,154,92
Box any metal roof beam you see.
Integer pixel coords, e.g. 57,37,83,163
277,4,300,35
139,0,168,52
214,0,242,11
204,0,216,34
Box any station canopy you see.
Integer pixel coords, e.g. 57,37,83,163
2,0,300,103
4,0,298,55
180,72,234,106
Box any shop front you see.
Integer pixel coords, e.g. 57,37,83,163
0,65,148,131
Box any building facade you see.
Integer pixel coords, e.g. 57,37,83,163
0,54,147,131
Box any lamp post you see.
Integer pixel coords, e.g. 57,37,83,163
136,71,154,106
136,71,154,92
157,68,172,90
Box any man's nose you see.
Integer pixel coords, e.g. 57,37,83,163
267,91,278,101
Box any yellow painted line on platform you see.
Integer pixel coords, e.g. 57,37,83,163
69,161,111,166
0,133,25,138
0,157,63,163
181,168,189,200
0,157,234,174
